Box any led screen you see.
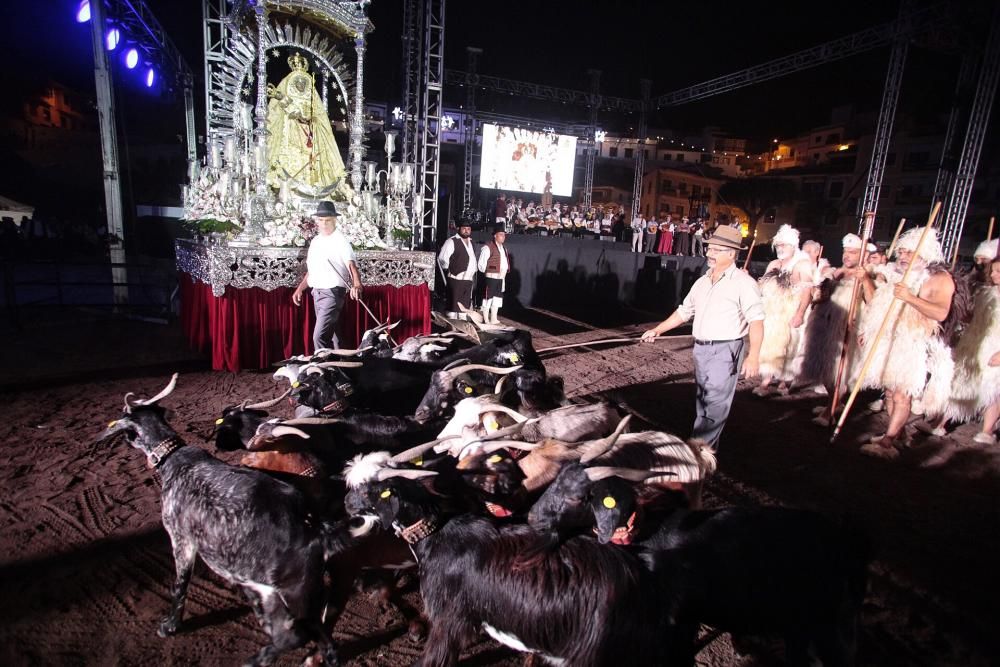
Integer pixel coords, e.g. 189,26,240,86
479,124,578,196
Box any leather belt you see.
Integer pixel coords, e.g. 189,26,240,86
694,338,742,346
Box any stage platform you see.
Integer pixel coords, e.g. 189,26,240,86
469,233,707,320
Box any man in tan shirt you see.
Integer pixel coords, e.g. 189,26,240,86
642,225,764,449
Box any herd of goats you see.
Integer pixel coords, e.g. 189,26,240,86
96,316,871,667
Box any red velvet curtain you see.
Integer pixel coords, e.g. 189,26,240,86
179,273,430,372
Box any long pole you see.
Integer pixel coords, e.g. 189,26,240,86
886,217,907,257
742,230,758,271
831,202,941,443
828,212,875,421
987,216,995,241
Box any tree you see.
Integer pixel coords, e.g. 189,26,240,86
718,177,797,240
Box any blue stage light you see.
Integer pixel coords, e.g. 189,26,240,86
76,0,91,22
106,28,120,51
125,48,139,69
146,68,156,88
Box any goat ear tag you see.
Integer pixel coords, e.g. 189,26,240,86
379,489,392,499
464,386,474,394
292,381,300,388
214,418,224,425
509,353,519,363
107,420,117,428
488,454,503,464
411,457,423,466
603,496,617,509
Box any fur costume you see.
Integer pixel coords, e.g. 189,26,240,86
801,274,862,388
758,250,811,381
945,287,1000,422
895,226,945,264
974,238,998,261
854,267,943,398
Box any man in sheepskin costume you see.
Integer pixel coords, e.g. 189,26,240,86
753,224,815,396
800,233,870,424
965,238,998,291
940,255,1000,445
855,227,956,458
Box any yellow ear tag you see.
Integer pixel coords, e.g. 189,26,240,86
214,418,224,425
602,496,617,509
108,420,118,428
292,381,300,388
412,457,423,467
380,489,392,499
488,420,500,430
488,454,503,464
510,353,519,363
464,386,474,394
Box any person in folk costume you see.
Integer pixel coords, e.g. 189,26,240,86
644,215,660,253
753,224,815,397
656,215,674,254
437,220,477,320
800,234,871,425
965,239,998,292
854,227,961,458
674,217,691,255
630,212,645,252
477,226,511,324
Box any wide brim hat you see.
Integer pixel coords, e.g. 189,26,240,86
312,200,340,217
705,225,745,250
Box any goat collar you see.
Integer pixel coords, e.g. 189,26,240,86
596,510,640,546
320,383,353,415
393,517,439,544
147,436,183,469
484,501,513,518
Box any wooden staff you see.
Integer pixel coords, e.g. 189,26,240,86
949,240,961,271
828,213,875,421
886,217,907,258
987,216,995,241
831,202,941,443
742,229,758,271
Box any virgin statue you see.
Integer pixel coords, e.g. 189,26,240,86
265,52,346,195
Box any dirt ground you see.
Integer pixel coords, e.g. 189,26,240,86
1,306,999,666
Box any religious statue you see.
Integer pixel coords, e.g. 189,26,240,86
265,52,346,196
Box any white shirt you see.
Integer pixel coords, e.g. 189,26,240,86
478,243,509,277
305,230,356,289
438,235,477,281
676,262,765,340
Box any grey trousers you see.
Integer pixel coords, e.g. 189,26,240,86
692,338,747,449
312,286,346,351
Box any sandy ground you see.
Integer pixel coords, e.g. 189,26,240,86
1,306,999,666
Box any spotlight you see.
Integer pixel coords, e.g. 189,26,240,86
125,48,139,69
145,67,156,88
76,0,91,22
106,28,120,51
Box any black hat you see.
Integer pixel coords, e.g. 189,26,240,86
492,224,507,235
312,201,340,218
457,218,473,228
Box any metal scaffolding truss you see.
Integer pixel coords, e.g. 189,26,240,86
929,51,978,220
857,2,911,228
654,2,947,108
582,70,601,210
417,0,445,247
461,47,482,212
444,69,642,113
630,79,651,219
400,0,422,173
940,5,1000,257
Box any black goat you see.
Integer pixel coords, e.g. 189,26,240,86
345,469,671,667
531,467,871,667
96,375,348,666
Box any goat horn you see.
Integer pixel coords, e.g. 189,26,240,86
480,440,541,454
443,358,471,371
304,366,325,376
443,363,523,378
269,425,311,439
477,419,532,440
243,388,293,410
122,392,136,414
312,361,364,368
583,466,668,482
580,414,633,464
318,346,372,357
494,375,509,395
375,467,438,481
134,373,179,406
391,435,460,463
281,417,342,425
478,403,528,423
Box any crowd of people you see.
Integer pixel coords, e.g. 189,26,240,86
491,195,711,257
640,220,1000,454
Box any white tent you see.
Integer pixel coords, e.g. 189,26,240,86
0,195,34,225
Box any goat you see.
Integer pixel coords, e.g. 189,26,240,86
533,469,872,667
344,469,673,667
95,375,348,666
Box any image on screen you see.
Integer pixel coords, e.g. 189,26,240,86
478,124,578,196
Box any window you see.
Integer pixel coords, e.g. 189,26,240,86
826,133,840,144
662,153,672,161
829,181,844,198
712,156,719,164
609,147,618,157
644,149,650,160
692,185,702,195
678,182,688,193
676,153,685,162
624,148,634,159
815,135,823,144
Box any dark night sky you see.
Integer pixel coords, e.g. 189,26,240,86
4,1,992,142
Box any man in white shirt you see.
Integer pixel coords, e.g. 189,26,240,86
477,226,510,324
641,225,764,449
631,213,645,253
292,201,363,351
437,220,477,319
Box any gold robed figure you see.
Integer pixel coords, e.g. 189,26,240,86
266,52,346,194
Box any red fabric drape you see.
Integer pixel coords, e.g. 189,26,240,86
179,273,431,372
